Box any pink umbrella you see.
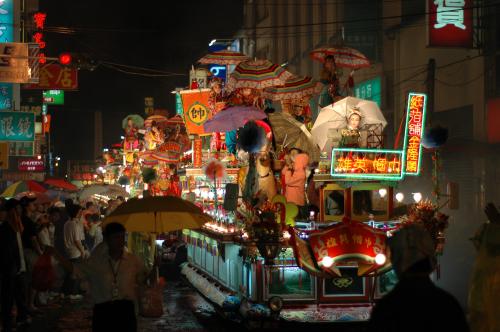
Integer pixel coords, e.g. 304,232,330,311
203,106,267,133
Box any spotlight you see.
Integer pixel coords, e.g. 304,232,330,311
375,253,387,265
378,188,387,198
395,193,404,202
412,192,422,203
322,256,334,268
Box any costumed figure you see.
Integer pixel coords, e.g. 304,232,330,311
468,202,500,332
208,78,227,153
282,153,309,209
318,55,342,108
124,117,140,151
144,121,165,151
340,108,362,148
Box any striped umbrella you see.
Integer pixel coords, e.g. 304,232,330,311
1,180,47,198
226,59,293,92
151,151,179,163
140,153,159,167
263,76,322,101
198,50,250,65
310,47,370,69
144,115,167,128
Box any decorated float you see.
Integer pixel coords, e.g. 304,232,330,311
99,46,450,326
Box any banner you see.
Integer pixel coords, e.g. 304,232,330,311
308,219,389,276
0,43,31,83
180,89,212,135
0,111,35,141
428,0,473,48
22,64,78,90
193,138,202,167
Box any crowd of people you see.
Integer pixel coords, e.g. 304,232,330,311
0,196,133,332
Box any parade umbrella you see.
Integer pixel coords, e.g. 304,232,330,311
226,59,293,92
268,112,320,162
103,196,211,233
310,46,370,69
79,184,128,201
198,49,250,65
311,96,387,150
139,152,158,167
44,178,79,191
15,191,52,204
262,76,322,101
121,114,144,130
203,106,267,133
144,115,167,128
151,151,179,163
1,180,47,198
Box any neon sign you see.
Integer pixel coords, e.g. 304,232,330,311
33,12,47,64
331,148,404,180
330,92,427,180
403,93,427,176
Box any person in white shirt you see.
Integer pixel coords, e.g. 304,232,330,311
62,205,86,300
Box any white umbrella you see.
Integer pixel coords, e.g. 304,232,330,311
79,184,129,201
311,96,387,150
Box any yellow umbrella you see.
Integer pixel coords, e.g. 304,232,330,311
103,196,211,233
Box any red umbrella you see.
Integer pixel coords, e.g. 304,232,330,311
45,178,78,191
198,50,250,66
226,59,293,92
310,46,370,69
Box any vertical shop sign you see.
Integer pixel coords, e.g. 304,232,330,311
403,93,427,176
193,138,202,168
0,0,14,109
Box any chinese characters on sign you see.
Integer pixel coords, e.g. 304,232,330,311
180,89,212,135
404,93,427,175
22,64,78,90
193,138,202,168
331,148,404,180
429,0,473,47
308,220,388,276
354,77,382,108
0,111,35,141
32,12,47,64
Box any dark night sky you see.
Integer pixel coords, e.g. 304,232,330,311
41,0,243,163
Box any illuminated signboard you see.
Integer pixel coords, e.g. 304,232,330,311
403,93,427,176
330,92,426,180
33,12,47,64
428,0,473,48
331,148,404,180
0,0,14,110
18,159,45,172
43,90,64,105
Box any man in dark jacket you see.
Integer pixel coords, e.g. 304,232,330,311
368,224,469,332
0,199,31,332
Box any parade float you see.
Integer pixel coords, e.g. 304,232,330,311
101,47,449,326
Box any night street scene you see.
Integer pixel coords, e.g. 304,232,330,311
0,0,499,331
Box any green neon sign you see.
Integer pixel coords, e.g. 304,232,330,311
330,148,405,181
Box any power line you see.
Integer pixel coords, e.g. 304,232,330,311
100,63,187,77
243,1,500,30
